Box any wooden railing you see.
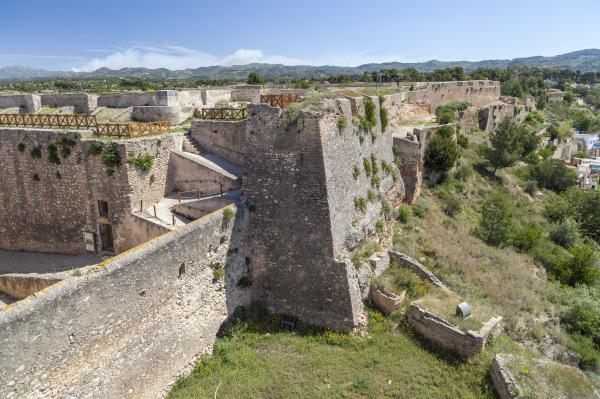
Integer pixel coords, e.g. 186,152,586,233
260,93,299,108
0,113,170,139
200,108,247,120
0,113,97,129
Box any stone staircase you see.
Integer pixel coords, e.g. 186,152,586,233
182,132,204,155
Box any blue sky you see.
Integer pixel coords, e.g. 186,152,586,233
1,0,599,70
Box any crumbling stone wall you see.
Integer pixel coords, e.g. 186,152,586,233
0,94,41,113
477,101,529,132
40,93,98,114
190,119,246,165
0,128,180,255
407,80,500,111
0,206,250,399
408,302,502,358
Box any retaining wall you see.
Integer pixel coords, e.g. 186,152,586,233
131,105,193,124
0,272,63,299
97,90,202,108
40,93,98,114
190,119,246,165
0,205,250,399
201,89,232,106
0,94,41,113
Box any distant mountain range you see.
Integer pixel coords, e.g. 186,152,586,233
2,49,600,81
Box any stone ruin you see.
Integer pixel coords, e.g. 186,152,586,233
0,79,522,397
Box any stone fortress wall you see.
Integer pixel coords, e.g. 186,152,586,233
243,99,404,331
0,94,41,113
190,119,247,165
0,128,182,254
40,93,98,114
406,80,501,111
0,205,251,399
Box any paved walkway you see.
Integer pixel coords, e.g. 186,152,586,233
0,249,102,275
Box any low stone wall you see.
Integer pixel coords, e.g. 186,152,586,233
131,105,193,124
0,205,250,399
190,119,246,165
231,85,261,103
98,90,202,109
201,89,232,106
370,285,405,315
172,197,235,220
408,301,502,358
169,150,241,194
0,94,41,113
388,250,449,290
490,355,519,399
0,272,63,299
40,93,97,114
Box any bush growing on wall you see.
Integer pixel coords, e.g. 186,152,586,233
128,153,154,172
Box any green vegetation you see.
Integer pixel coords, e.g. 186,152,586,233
478,192,513,246
337,116,347,132
101,142,121,171
435,102,470,124
247,72,263,84
17,143,25,153
47,144,61,165
88,141,104,155
31,173,40,181
222,208,234,221
128,153,154,172
362,157,372,176
212,265,224,282
30,146,42,159
350,238,382,269
424,125,459,175
353,197,366,213
367,189,377,203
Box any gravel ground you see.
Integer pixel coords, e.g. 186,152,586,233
0,249,102,275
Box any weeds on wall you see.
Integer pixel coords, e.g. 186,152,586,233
31,173,40,181
128,153,154,172
47,144,61,165
17,143,25,153
354,197,367,213
30,146,42,159
149,174,155,184
352,165,360,180
367,189,377,203
363,157,372,176
223,208,234,221
337,116,347,133
101,142,121,176
88,141,104,155
55,136,76,158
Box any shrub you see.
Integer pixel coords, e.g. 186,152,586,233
371,154,379,175
413,199,429,218
367,189,377,203
561,285,600,340
553,244,599,286
375,219,384,234
17,143,25,153
380,106,389,132
528,159,578,193
568,334,600,372
548,218,581,248
435,105,457,124
47,144,61,165
88,141,104,155
363,157,372,176
454,164,472,181
128,153,154,172
478,192,513,245
396,205,411,223
425,127,459,174
371,175,381,189
223,208,234,221
30,146,42,159
524,180,538,195
442,195,462,217
531,238,570,274
352,165,360,180
149,174,155,184
354,197,367,212
381,160,393,175
512,223,543,251
237,276,253,288
55,136,76,158
212,265,225,282
101,142,121,169
457,134,468,148
337,117,347,132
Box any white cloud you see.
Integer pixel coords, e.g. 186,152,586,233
72,45,412,71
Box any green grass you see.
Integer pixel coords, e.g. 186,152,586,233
168,308,505,399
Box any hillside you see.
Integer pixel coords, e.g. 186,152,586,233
3,49,600,81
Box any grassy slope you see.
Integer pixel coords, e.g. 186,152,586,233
168,129,592,398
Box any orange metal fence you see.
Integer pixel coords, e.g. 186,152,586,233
260,93,299,108
0,113,170,139
200,108,247,120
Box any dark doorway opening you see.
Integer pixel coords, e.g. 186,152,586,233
98,200,109,218
99,223,114,252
